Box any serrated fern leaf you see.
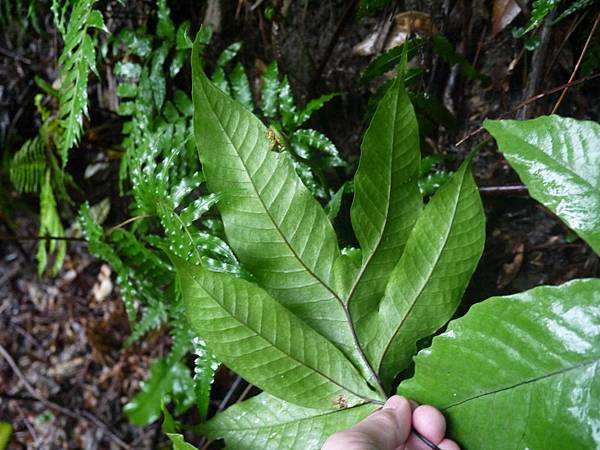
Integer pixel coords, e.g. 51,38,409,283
56,0,105,167
9,136,46,193
192,337,218,421
514,0,560,37
37,171,66,276
229,62,254,111
126,300,167,345
554,0,598,23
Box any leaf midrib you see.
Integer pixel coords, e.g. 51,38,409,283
203,403,373,433
377,169,466,371
346,84,403,307
187,269,375,403
198,78,344,309
443,357,599,411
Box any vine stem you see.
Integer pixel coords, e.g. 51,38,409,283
551,9,600,114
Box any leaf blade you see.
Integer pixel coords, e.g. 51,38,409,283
485,115,600,254
191,35,361,364
363,158,485,385
398,278,600,450
174,256,379,409
199,393,377,450
349,69,422,328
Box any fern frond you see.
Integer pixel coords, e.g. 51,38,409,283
9,136,46,193
37,170,66,276
56,0,106,167
192,336,218,420
126,300,167,345
554,0,598,23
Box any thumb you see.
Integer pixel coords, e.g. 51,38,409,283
322,396,412,450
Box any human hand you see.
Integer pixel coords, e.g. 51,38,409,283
322,396,460,450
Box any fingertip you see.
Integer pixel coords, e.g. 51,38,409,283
408,399,419,411
412,405,446,444
438,438,461,450
383,395,411,413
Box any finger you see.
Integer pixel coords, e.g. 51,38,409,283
351,396,413,450
405,405,446,450
438,438,461,450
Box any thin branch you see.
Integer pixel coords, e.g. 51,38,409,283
0,235,85,242
551,9,600,113
0,343,130,450
479,185,529,196
454,72,600,146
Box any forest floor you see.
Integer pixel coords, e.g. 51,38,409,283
1,1,600,449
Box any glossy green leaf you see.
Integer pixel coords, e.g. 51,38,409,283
349,69,422,328
37,171,66,276
399,278,600,450
199,393,377,450
192,35,366,367
173,256,381,409
167,433,199,450
485,115,600,254
363,157,485,385
124,358,194,426
0,421,11,450
176,21,193,50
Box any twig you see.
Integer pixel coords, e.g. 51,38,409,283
479,185,529,196
218,375,244,412
518,8,558,119
0,343,130,450
0,235,85,242
454,71,600,146
551,9,600,113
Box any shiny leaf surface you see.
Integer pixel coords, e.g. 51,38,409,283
124,358,193,426
485,115,600,254
399,279,600,450
199,393,377,450
174,256,381,409
363,157,485,385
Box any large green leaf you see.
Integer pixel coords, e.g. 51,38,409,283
485,115,600,255
362,157,485,385
191,34,364,369
398,278,600,450
173,256,381,409
349,68,422,327
199,393,377,450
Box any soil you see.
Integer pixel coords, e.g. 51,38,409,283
1,0,599,448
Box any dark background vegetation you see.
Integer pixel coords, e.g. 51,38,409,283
1,0,599,448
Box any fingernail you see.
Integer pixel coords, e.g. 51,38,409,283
383,395,405,410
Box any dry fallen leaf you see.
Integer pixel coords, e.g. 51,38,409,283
353,11,437,56
497,242,525,288
492,0,522,36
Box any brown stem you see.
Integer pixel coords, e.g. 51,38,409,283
551,9,600,113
